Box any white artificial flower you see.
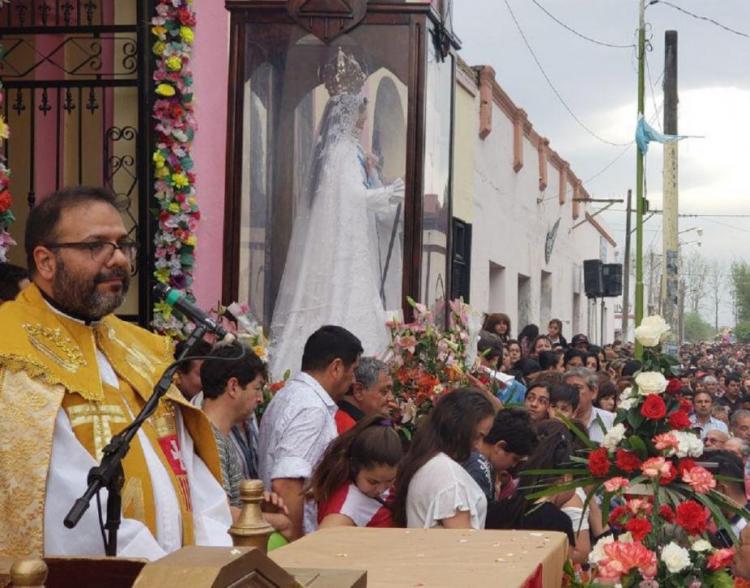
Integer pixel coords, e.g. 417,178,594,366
635,371,668,396
589,535,615,565
661,542,691,574
691,539,712,553
669,430,703,458
602,423,627,452
619,393,637,411
635,315,670,347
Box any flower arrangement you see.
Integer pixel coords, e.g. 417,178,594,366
529,315,747,587
385,298,482,436
150,0,200,337
0,81,16,263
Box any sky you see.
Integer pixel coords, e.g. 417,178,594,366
453,0,750,327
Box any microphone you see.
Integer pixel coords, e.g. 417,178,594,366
153,284,234,342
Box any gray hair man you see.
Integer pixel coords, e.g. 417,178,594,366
731,409,750,443
335,356,394,434
563,367,615,443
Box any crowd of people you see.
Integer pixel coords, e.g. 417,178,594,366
3,185,750,578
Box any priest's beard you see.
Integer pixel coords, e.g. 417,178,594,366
52,257,130,321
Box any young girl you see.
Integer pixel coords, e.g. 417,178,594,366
393,388,495,529
311,415,403,528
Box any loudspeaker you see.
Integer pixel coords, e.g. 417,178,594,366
603,263,623,297
583,259,604,298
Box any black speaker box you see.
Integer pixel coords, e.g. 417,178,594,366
603,263,623,297
583,259,604,298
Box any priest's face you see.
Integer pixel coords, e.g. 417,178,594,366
48,201,131,320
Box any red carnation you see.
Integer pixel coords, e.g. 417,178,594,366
666,378,682,395
625,517,653,541
608,504,629,527
668,410,691,430
0,190,11,213
588,448,611,477
675,500,708,535
616,449,642,473
678,458,697,477
679,397,694,413
641,395,667,420
659,504,675,523
658,461,677,485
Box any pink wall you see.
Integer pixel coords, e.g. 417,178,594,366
190,0,230,309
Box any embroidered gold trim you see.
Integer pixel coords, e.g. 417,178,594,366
22,324,86,373
67,403,128,461
0,355,104,402
102,326,159,376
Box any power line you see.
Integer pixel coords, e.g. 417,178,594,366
502,0,632,148
649,0,750,40
530,0,636,49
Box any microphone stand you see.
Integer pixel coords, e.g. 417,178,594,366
64,324,208,556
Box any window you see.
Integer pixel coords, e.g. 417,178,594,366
450,219,471,302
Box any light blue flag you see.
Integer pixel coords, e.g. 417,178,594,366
635,115,687,154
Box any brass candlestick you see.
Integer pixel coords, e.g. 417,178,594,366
228,479,275,553
10,559,47,588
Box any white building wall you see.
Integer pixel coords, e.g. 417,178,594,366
455,78,619,344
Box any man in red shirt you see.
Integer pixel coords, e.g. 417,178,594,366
335,357,394,433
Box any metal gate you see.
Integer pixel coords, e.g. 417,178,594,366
0,0,152,323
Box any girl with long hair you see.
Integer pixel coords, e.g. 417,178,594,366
311,415,403,528
393,388,495,529
483,313,512,344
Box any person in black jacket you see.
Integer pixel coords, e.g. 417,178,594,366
485,419,576,548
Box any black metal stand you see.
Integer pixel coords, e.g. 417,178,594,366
63,325,209,556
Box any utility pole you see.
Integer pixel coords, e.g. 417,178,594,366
634,0,647,358
621,189,633,338
661,30,679,334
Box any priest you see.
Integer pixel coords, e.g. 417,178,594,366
0,186,232,559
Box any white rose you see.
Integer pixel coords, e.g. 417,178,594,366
589,535,615,565
691,539,712,553
635,315,670,347
635,371,668,396
619,396,637,411
661,542,691,574
602,423,626,452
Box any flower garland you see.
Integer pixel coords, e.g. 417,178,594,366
0,77,17,263
150,0,199,337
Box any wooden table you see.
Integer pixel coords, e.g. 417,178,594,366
270,528,569,588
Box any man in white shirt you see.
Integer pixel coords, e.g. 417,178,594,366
690,391,729,439
259,325,362,539
563,367,614,444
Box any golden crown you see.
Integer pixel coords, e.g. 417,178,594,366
320,47,366,96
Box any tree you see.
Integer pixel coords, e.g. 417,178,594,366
683,311,715,343
681,251,708,314
730,261,750,324
706,260,725,331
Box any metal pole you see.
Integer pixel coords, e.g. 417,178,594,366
634,0,647,359
601,298,606,345
622,189,633,338
661,30,679,333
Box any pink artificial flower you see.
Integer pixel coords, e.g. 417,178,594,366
625,498,653,516
396,335,417,354
682,466,717,494
707,547,734,570
653,432,680,452
598,541,658,582
641,457,671,479
603,477,630,493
